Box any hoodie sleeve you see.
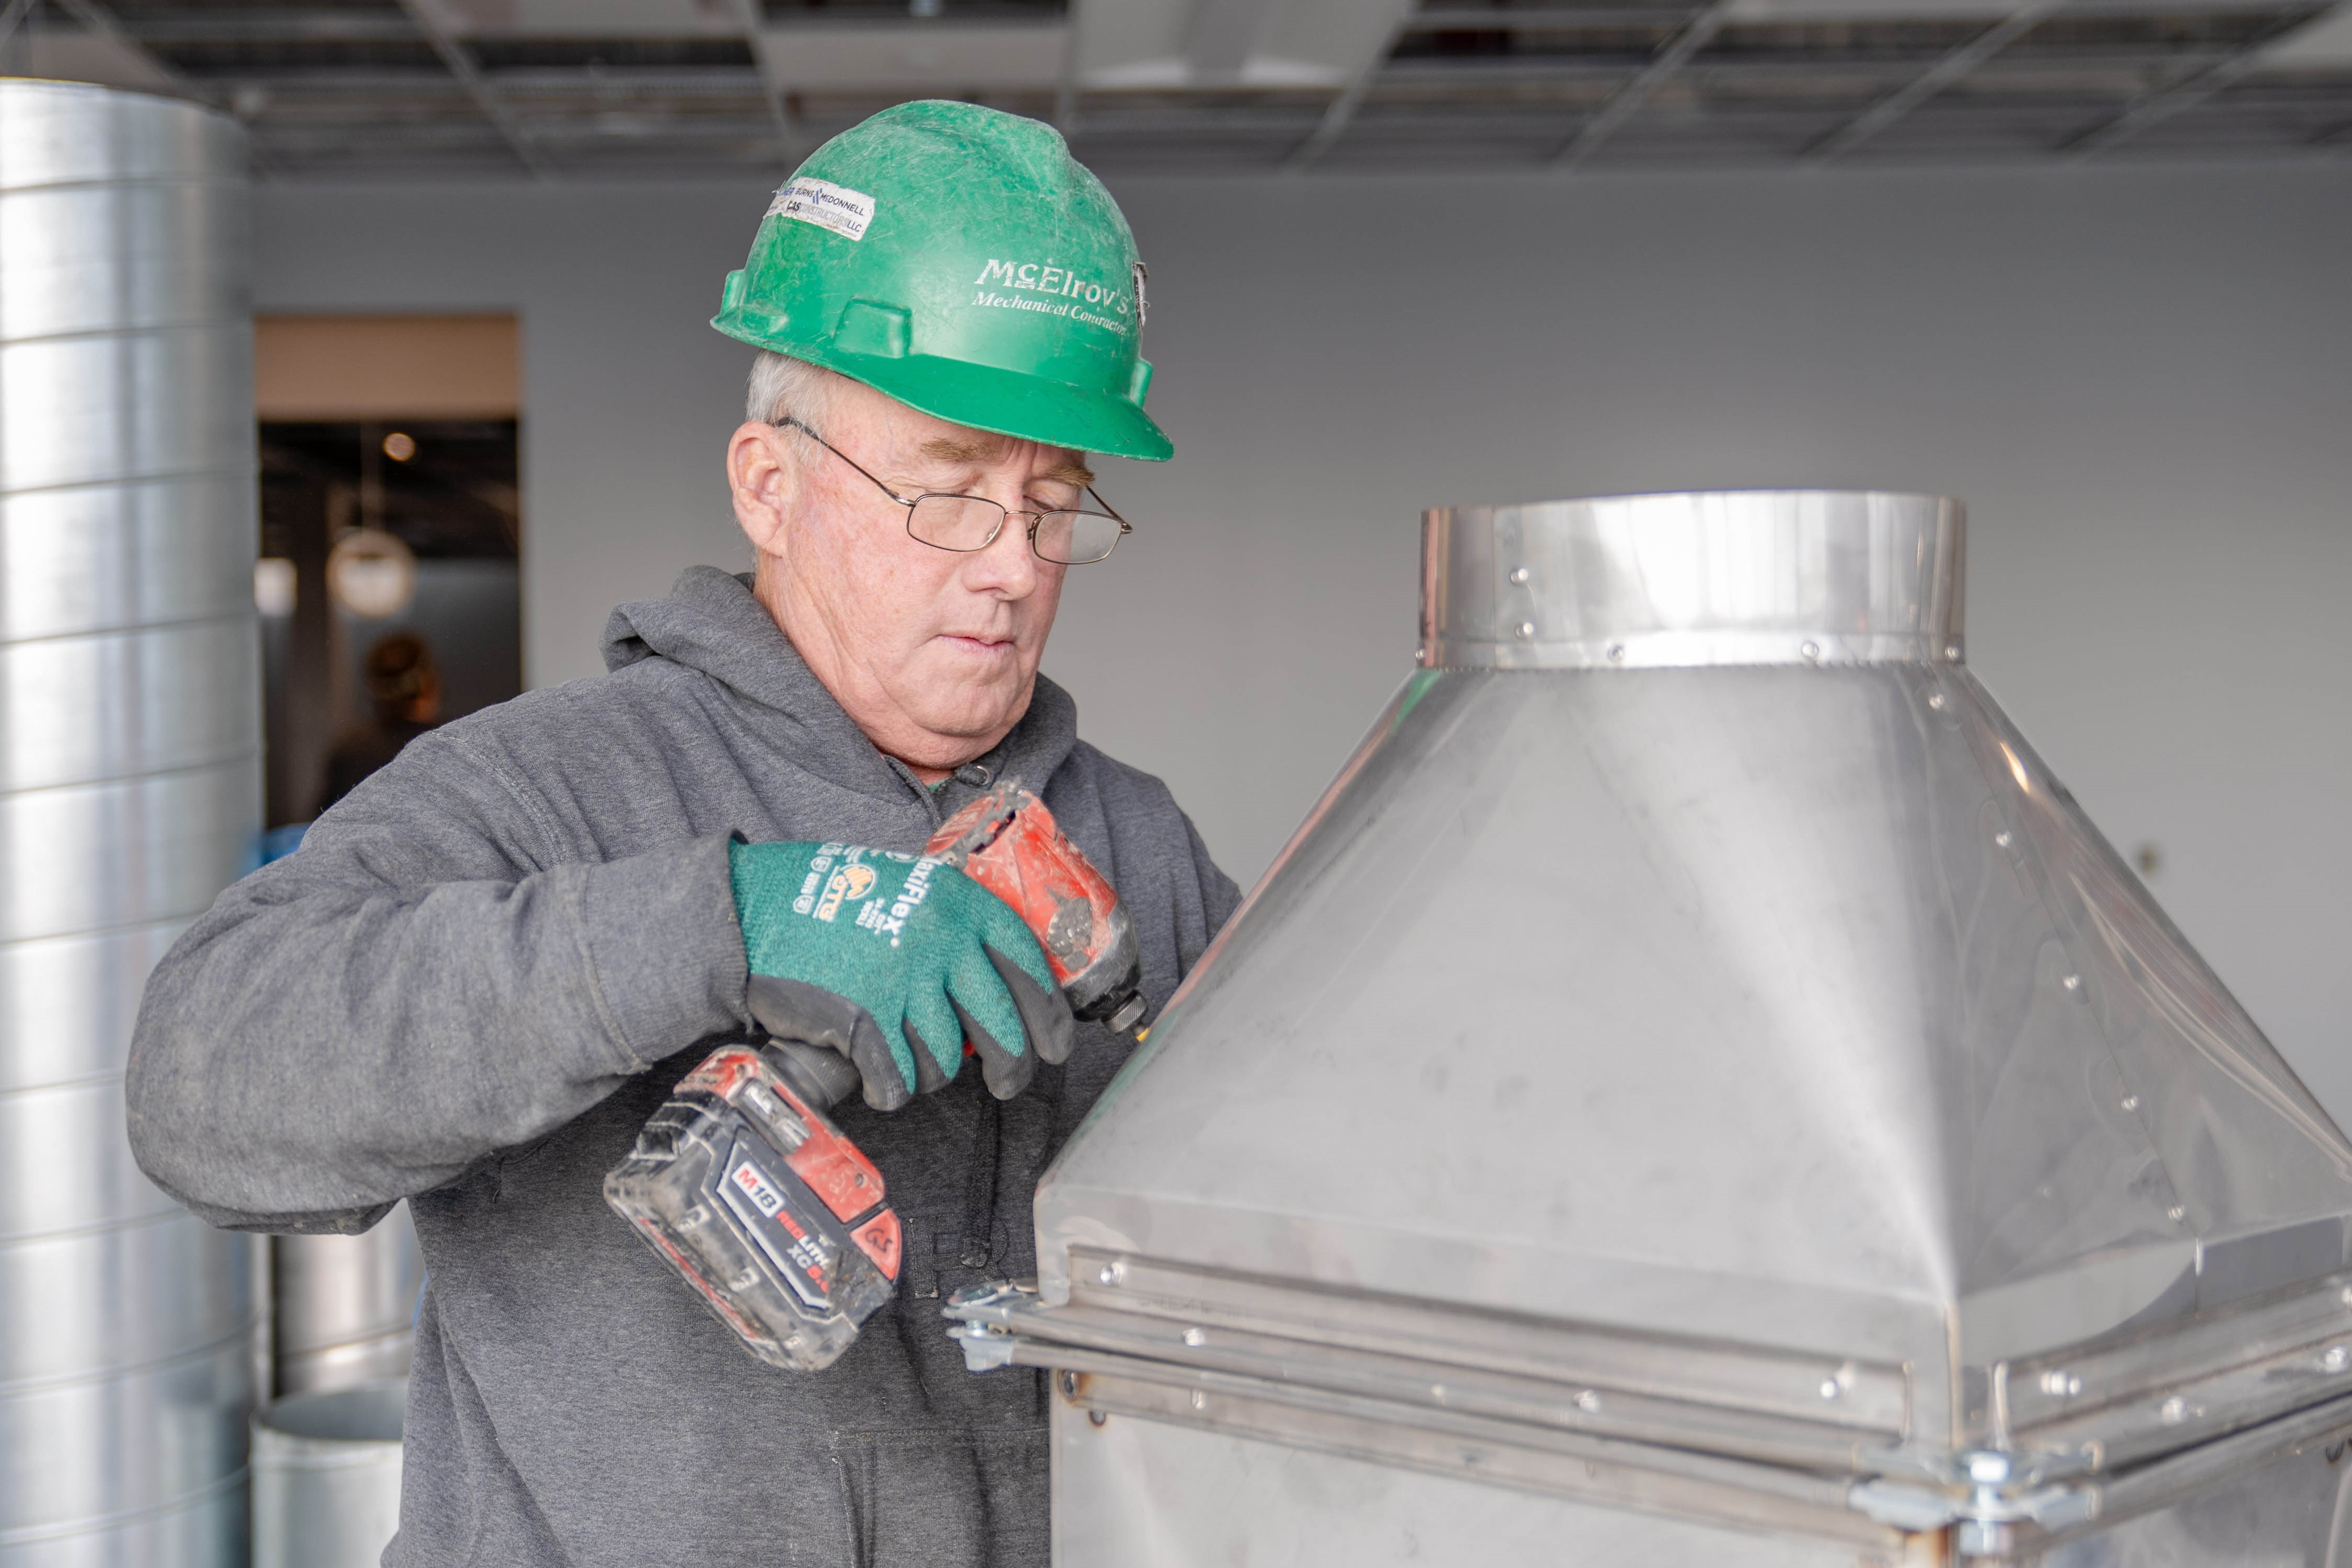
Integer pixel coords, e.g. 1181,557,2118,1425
125,726,751,1234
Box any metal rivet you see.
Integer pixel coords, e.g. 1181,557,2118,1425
1994,831,2012,848
1509,566,1531,585
1820,1379,1841,1401
1097,1263,1121,1287
1576,1390,1603,1413
2062,974,2081,992
2324,1345,2349,1373
1088,1410,1108,1427
1800,641,1821,661
1182,1327,1206,1348
1927,691,1946,710
1430,1384,1447,1400
1514,621,1535,641
2160,1396,2188,1424
2040,1370,2082,1398
1606,643,1626,663
2122,1095,2139,1110
2168,1205,2187,1222
1190,1389,1208,1411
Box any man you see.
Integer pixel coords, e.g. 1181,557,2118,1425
128,102,1239,1566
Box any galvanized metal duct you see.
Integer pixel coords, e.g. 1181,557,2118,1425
273,1211,424,1398
0,83,261,1565
975,491,2352,1565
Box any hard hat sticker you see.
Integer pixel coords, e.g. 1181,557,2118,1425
769,177,877,243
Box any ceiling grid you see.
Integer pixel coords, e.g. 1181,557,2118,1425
2,0,2341,174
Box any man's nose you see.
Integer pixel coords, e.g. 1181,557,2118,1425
962,499,1040,596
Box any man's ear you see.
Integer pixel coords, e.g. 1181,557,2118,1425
728,421,801,559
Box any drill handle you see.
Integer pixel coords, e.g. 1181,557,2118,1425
763,1039,863,1112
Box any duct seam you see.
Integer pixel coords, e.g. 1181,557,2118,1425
0,608,260,652
0,1319,263,1400
0,465,257,502
0,1467,249,1550
0,320,254,352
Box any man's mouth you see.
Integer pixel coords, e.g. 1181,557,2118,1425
936,633,1016,655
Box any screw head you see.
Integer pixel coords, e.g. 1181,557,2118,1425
1509,565,1531,585
1800,640,1821,661
1606,643,1626,662
1182,1327,1207,1348
2160,1396,2188,1424
2324,1345,2348,1373
1927,692,1947,710
1576,1389,1603,1413
1514,621,1535,641
2063,973,2081,992
1994,831,2012,848
1097,1262,1122,1286
1819,1378,1842,1401
2122,1095,2139,1110
1964,1450,2012,1484
1190,1389,1208,1411
2168,1205,2187,1222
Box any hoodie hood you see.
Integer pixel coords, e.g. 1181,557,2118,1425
600,565,1080,815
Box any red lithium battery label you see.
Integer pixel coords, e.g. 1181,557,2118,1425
732,1162,787,1219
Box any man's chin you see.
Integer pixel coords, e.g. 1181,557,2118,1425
896,682,1032,759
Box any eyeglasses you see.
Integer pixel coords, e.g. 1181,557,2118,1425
773,415,1133,566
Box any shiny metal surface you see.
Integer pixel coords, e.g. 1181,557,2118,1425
0,921,190,1094
0,479,255,642
251,1383,405,1568
1050,1402,1880,1568
0,80,257,1568
1031,490,2352,1562
0,1215,251,1384
0,760,261,944
0,621,259,792
1423,490,1964,669
0,330,257,496
273,1211,424,1397
0,185,245,344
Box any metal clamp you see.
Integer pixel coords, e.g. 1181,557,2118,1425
945,1279,1038,1372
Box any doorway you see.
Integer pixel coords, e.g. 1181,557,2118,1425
254,315,522,829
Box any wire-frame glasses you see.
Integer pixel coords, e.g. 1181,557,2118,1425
774,415,1133,566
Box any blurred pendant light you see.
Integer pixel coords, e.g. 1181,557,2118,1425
327,528,416,620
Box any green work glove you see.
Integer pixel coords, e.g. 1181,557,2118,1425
729,840,1075,1111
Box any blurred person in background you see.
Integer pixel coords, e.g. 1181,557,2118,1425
319,630,443,814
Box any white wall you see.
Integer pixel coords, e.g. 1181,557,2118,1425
253,161,2352,1112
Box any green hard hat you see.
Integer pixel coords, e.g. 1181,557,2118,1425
714,101,1172,462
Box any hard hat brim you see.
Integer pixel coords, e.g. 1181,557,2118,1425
722,317,1175,463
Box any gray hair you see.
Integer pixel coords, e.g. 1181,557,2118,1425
745,351,846,437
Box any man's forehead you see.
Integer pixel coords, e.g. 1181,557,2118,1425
915,432,1093,486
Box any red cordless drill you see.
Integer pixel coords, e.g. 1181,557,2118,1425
603,784,1143,1372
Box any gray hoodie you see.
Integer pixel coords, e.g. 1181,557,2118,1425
126,566,1242,1567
